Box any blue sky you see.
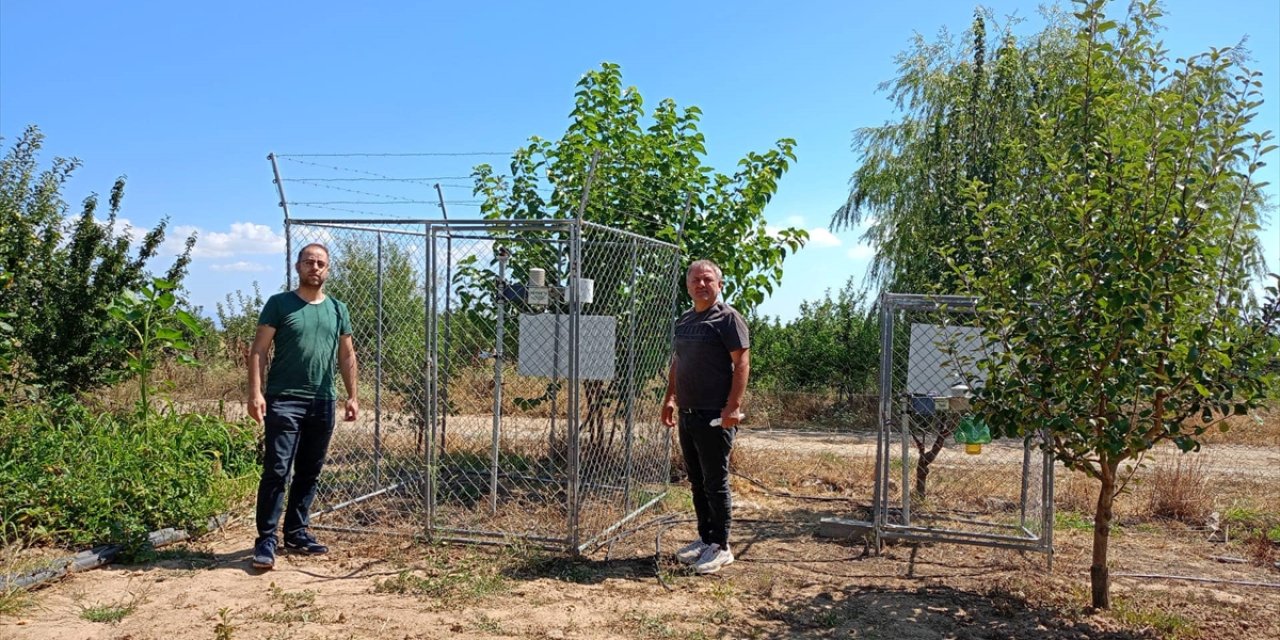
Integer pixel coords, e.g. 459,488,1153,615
2,0,1277,321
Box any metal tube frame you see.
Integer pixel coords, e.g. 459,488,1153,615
375,232,384,485
290,212,681,553
874,293,1054,556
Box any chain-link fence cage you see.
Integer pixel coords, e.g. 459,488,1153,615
284,218,682,552
874,294,1054,556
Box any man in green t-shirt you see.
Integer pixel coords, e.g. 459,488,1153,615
247,242,359,570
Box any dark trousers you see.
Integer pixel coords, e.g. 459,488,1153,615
678,409,736,548
256,395,336,541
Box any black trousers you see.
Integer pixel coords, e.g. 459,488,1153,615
678,409,736,548
256,395,336,541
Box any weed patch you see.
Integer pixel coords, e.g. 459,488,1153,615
1143,456,1212,524
76,586,148,624
0,399,257,552
373,558,510,606
1110,595,1199,639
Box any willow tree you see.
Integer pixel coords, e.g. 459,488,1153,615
831,9,1051,294
949,0,1278,609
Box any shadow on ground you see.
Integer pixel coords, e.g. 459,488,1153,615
750,583,1155,640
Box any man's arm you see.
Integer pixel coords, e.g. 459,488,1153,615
661,355,678,428
247,324,276,424
720,348,750,428
338,334,359,421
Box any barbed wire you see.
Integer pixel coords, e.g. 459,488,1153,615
288,200,441,206
290,176,472,182
279,157,472,182
290,203,406,218
288,201,483,218
285,181,430,203
276,152,509,158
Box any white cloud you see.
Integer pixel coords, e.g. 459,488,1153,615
806,228,842,248
210,261,271,273
92,216,147,245
847,244,875,260
785,215,806,227
168,222,286,258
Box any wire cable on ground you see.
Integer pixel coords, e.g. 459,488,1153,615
1112,573,1280,589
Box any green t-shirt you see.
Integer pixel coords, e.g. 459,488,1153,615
259,291,353,400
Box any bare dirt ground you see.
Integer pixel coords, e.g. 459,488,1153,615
3,432,1279,640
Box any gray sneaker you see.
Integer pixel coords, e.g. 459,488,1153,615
693,543,734,574
675,540,708,565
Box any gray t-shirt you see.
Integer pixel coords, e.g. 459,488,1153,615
673,301,750,410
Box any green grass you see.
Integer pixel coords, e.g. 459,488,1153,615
260,584,321,625
373,562,510,605
661,486,694,512
80,603,135,624
77,588,147,624
620,609,678,638
269,584,317,608
149,546,218,568
0,587,34,618
1054,511,1094,531
470,613,504,634
1110,596,1199,639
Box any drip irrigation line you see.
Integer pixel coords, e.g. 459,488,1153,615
0,514,235,592
1112,573,1280,589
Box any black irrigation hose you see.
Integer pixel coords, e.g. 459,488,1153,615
654,519,681,591
600,513,687,561
0,514,234,593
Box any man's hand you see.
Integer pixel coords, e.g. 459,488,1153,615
344,397,359,422
248,393,266,425
717,406,743,429
661,400,677,428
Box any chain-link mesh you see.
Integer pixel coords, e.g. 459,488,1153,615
287,218,681,551
290,221,434,536
876,294,1053,553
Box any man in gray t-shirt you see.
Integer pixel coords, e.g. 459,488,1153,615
662,259,750,575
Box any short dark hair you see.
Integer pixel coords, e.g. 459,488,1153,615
297,243,330,263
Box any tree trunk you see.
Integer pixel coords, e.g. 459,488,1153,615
913,432,949,498
1090,460,1119,609
912,417,958,499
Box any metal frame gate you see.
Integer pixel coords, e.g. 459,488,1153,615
874,293,1054,558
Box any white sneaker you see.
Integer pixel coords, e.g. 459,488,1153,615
693,543,734,574
675,540,708,565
